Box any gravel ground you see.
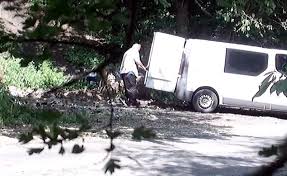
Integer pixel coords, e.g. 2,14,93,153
1,105,287,176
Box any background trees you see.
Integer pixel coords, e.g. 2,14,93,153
1,0,286,53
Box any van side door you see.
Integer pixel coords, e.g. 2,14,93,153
222,48,271,110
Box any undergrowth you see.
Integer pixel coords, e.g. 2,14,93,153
66,46,104,69
0,85,90,126
0,52,67,89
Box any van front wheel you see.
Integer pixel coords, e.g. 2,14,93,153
192,89,218,113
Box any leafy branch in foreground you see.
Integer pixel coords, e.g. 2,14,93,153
19,123,90,155
253,71,287,101
103,78,122,175
252,69,287,175
250,137,287,176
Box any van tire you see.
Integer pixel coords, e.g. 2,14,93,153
192,89,218,113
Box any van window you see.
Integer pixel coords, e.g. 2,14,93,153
224,49,268,76
275,54,287,74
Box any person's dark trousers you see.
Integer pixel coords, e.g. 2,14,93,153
121,72,138,105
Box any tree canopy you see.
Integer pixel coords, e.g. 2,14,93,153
1,0,286,51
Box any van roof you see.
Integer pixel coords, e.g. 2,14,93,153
188,39,287,55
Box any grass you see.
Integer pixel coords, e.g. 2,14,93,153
66,46,104,69
0,52,67,89
0,47,104,127
0,85,91,127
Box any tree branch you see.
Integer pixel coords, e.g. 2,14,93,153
194,0,212,17
41,57,110,95
8,36,109,54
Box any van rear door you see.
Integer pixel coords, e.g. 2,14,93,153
145,32,185,92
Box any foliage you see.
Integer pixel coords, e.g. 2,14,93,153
0,52,67,89
0,85,51,126
19,123,89,155
135,0,175,40
150,89,179,105
66,46,104,69
252,72,276,101
0,84,92,127
105,158,121,174
252,138,287,175
216,0,287,45
23,0,128,43
132,126,156,141
0,86,28,125
253,71,287,101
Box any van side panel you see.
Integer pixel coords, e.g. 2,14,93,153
183,39,274,110
184,40,226,104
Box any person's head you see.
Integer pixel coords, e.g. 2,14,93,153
132,43,141,51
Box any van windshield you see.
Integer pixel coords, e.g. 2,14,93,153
275,54,287,74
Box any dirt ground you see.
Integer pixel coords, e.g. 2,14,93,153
1,102,287,176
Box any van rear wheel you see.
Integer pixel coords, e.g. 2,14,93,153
192,89,218,113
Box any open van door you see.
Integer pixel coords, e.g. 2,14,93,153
145,32,185,92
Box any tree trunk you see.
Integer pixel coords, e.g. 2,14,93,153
125,0,137,48
176,0,190,37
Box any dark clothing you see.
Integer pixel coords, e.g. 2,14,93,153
121,72,138,105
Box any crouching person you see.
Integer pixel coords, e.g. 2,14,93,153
120,43,147,106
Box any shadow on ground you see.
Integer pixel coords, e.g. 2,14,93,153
115,137,274,176
147,99,287,120
108,107,233,141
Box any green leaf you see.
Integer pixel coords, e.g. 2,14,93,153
18,132,33,144
132,126,156,141
71,144,85,154
33,124,49,141
112,13,129,25
158,0,171,8
59,146,65,155
252,73,276,101
27,147,44,155
270,79,287,96
258,145,278,157
37,109,62,123
95,0,116,9
65,129,79,140
104,158,121,174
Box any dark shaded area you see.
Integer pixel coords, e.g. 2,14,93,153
218,107,287,120
108,107,280,176
118,147,263,176
142,98,287,121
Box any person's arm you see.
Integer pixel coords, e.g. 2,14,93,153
134,53,147,71
136,60,147,71
120,53,127,72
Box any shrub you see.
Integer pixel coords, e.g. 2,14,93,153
0,85,89,126
66,46,104,69
149,89,180,105
0,52,67,89
0,85,33,125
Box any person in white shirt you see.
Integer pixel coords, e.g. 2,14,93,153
120,43,147,105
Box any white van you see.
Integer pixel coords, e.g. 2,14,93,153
145,32,287,113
